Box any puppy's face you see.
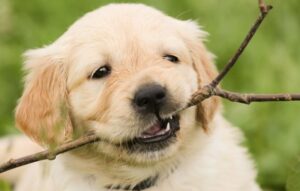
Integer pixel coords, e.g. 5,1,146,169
15,4,219,164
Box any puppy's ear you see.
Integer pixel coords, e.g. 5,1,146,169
192,47,220,130
15,48,73,146
181,21,221,130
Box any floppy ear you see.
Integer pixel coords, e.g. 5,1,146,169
15,48,73,146
181,21,221,130
192,44,220,130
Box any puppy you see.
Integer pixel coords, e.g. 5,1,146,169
0,3,260,191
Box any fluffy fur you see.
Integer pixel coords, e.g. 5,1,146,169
0,4,260,191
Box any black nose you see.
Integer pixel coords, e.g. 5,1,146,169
133,84,166,113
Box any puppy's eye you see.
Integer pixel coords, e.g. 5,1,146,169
163,55,179,63
90,65,111,79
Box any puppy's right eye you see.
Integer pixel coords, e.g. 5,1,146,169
90,65,111,79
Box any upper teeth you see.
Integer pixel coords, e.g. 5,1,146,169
157,122,171,135
166,122,170,131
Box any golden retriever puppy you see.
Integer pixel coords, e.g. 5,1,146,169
1,3,260,191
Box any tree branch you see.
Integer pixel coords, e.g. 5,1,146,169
187,1,300,107
188,2,275,107
0,135,100,173
210,2,273,88
214,88,300,104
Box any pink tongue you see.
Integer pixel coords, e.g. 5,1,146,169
143,123,162,135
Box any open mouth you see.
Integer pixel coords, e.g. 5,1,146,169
136,115,180,144
117,114,180,152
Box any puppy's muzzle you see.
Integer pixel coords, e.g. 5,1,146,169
130,83,180,146
133,83,166,115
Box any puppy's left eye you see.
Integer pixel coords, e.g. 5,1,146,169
163,55,179,63
90,65,111,79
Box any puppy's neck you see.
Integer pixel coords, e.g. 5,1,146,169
60,145,179,190
105,175,159,191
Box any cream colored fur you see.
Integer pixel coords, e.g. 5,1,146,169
0,3,260,191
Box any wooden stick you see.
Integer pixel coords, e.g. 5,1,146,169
0,135,100,173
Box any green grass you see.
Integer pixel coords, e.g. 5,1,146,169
0,0,300,190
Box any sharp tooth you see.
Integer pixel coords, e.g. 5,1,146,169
166,122,170,131
170,116,173,120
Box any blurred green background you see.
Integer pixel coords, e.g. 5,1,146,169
0,0,299,190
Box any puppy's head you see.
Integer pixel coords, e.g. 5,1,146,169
16,4,219,163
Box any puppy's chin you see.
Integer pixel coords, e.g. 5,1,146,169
95,139,181,164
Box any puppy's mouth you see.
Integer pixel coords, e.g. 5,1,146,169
119,115,180,153
136,115,180,144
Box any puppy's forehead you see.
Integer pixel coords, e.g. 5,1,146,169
71,4,173,32
66,7,190,60
61,4,187,47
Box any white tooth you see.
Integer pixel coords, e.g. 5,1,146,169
142,134,151,138
170,116,173,120
166,122,171,132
